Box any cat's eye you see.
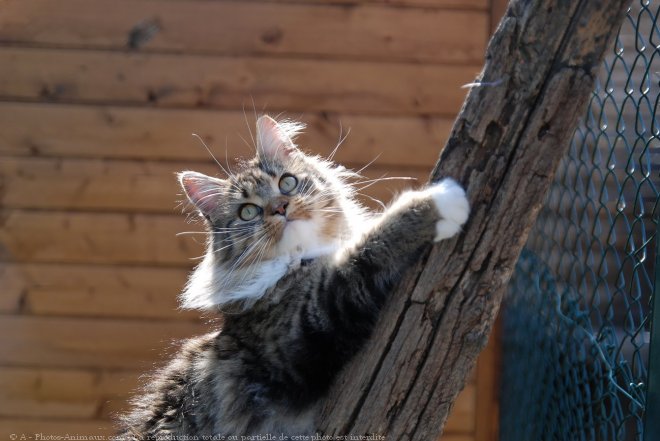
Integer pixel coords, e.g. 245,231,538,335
279,174,298,194
238,203,261,221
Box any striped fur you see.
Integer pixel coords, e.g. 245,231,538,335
117,116,469,438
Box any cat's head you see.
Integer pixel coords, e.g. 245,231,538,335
178,116,365,309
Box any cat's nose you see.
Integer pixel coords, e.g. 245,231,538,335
271,199,289,216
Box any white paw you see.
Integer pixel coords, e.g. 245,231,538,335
425,179,470,242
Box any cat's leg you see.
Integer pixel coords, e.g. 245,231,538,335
309,179,469,351
336,178,469,281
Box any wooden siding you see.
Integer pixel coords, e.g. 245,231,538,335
0,1,500,440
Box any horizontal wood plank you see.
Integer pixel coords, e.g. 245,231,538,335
443,383,476,434
0,156,430,213
0,0,487,64
0,419,475,440
0,365,475,429
245,0,488,7
0,48,476,115
0,263,196,320
0,418,116,437
0,366,138,419
0,210,203,265
0,102,452,167
475,318,499,441
0,372,475,429
0,315,211,369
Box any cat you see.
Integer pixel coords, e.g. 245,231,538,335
117,115,470,438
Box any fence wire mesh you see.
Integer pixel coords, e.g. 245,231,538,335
499,2,660,440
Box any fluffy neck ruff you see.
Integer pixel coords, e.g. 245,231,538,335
180,218,344,311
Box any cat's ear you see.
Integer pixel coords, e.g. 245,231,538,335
178,171,227,217
256,115,300,162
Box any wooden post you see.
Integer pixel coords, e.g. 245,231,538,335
318,0,632,439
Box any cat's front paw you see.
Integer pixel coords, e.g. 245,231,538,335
425,179,470,242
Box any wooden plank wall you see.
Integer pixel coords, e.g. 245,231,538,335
0,1,501,439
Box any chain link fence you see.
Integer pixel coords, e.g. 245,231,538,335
499,2,660,440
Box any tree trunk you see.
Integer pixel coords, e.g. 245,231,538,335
318,0,631,439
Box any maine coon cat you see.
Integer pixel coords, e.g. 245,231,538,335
118,115,470,437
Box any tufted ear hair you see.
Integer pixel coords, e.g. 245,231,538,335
178,171,227,218
256,115,304,163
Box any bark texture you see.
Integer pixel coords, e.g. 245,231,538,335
318,0,632,439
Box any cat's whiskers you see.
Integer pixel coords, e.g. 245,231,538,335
309,195,339,209
353,176,417,193
311,190,337,201
297,180,314,197
233,234,274,291
311,207,343,214
181,232,263,261
193,188,229,201
212,232,262,256
238,133,257,156
178,226,258,261
360,194,387,211
225,136,236,178
211,226,253,232
177,225,254,236
353,154,382,176
192,134,236,181
299,184,332,200
217,232,275,294
242,104,258,154
218,230,258,245
295,196,331,215
327,123,350,161
184,234,252,261
301,191,336,207
217,239,265,290
226,228,271,271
